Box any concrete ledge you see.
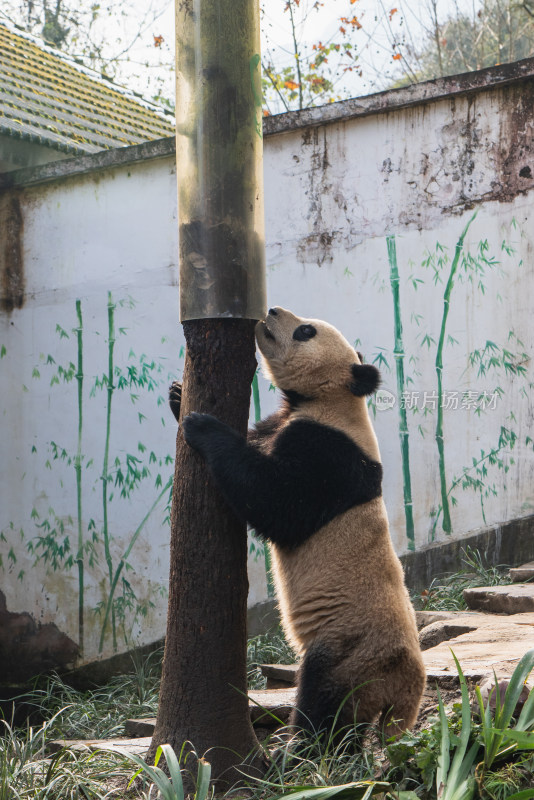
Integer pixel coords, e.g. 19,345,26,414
4,57,534,191
401,514,534,593
0,136,176,191
264,57,534,135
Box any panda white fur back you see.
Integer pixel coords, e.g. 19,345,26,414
176,307,425,738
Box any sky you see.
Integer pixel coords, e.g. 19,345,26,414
117,0,468,109
1,0,476,111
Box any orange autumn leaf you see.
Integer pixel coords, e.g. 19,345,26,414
339,25,346,34
153,34,164,47
341,15,362,29
392,52,402,60
389,7,398,20
284,80,299,90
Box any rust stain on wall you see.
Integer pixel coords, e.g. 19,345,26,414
0,193,25,311
297,126,337,266
496,82,534,201
0,590,79,684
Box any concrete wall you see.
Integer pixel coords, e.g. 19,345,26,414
0,135,69,173
1,60,533,673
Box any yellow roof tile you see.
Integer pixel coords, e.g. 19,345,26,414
0,20,175,154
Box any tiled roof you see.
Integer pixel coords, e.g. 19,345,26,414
0,20,175,155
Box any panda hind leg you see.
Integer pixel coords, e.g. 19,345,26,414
378,658,426,740
290,641,350,741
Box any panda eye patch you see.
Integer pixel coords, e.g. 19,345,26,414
293,324,317,342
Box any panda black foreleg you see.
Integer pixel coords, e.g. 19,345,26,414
181,412,290,534
291,641,349,741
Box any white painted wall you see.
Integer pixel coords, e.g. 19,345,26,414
1,75,533,665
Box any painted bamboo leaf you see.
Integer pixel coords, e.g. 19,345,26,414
435,212,477,534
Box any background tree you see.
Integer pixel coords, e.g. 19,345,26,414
0,0,174,107
261,0,361,113
4,0,534,113
382,0,534,87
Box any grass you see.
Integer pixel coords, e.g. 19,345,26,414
247,627,297,689
2,551,532,799
16,647,163,741
417,546,512,611
0,712,138,799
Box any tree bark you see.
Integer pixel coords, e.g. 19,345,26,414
147,318,262,787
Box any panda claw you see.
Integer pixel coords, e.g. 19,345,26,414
169,381,182,422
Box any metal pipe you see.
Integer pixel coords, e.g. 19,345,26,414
176,0,266,321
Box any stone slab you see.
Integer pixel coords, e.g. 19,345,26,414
464,584,534,614
48,737,152,756
123,718,155,738
510,562,534,583
122,613,534,741
248,688,296,725
419,620,480,650
261,663,298,688
422,617,534,682
415,610,490,631
124,688,298,739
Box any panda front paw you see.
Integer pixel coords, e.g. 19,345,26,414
182,412,228,454
169,381,182,422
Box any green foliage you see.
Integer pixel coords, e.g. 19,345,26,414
482,760,534,800
435,654,479,800
0,712,133,799
435,650,534,800
125,745,213,800
259,724,380,792
475,650,534,775
387,718,442,792
271,782,392,800
388,651,534,800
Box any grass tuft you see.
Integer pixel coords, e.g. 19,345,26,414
418,546,512,611
247,627,297,689
13,647,163,741
0,712,136,799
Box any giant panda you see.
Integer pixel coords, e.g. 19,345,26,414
170,306,426,739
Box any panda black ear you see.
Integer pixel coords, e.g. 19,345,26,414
350,363,381,396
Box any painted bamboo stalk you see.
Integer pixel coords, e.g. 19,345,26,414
101,292,117,650
74,299,84,654
251,372,275,597
386,235,415,550
435,212,477,534
252,371,261,423
98,476,173,653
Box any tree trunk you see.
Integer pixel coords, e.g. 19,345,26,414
147,317,262,787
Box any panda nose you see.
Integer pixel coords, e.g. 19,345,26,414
268,307,278,316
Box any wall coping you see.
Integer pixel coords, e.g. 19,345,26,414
2,56,534,192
